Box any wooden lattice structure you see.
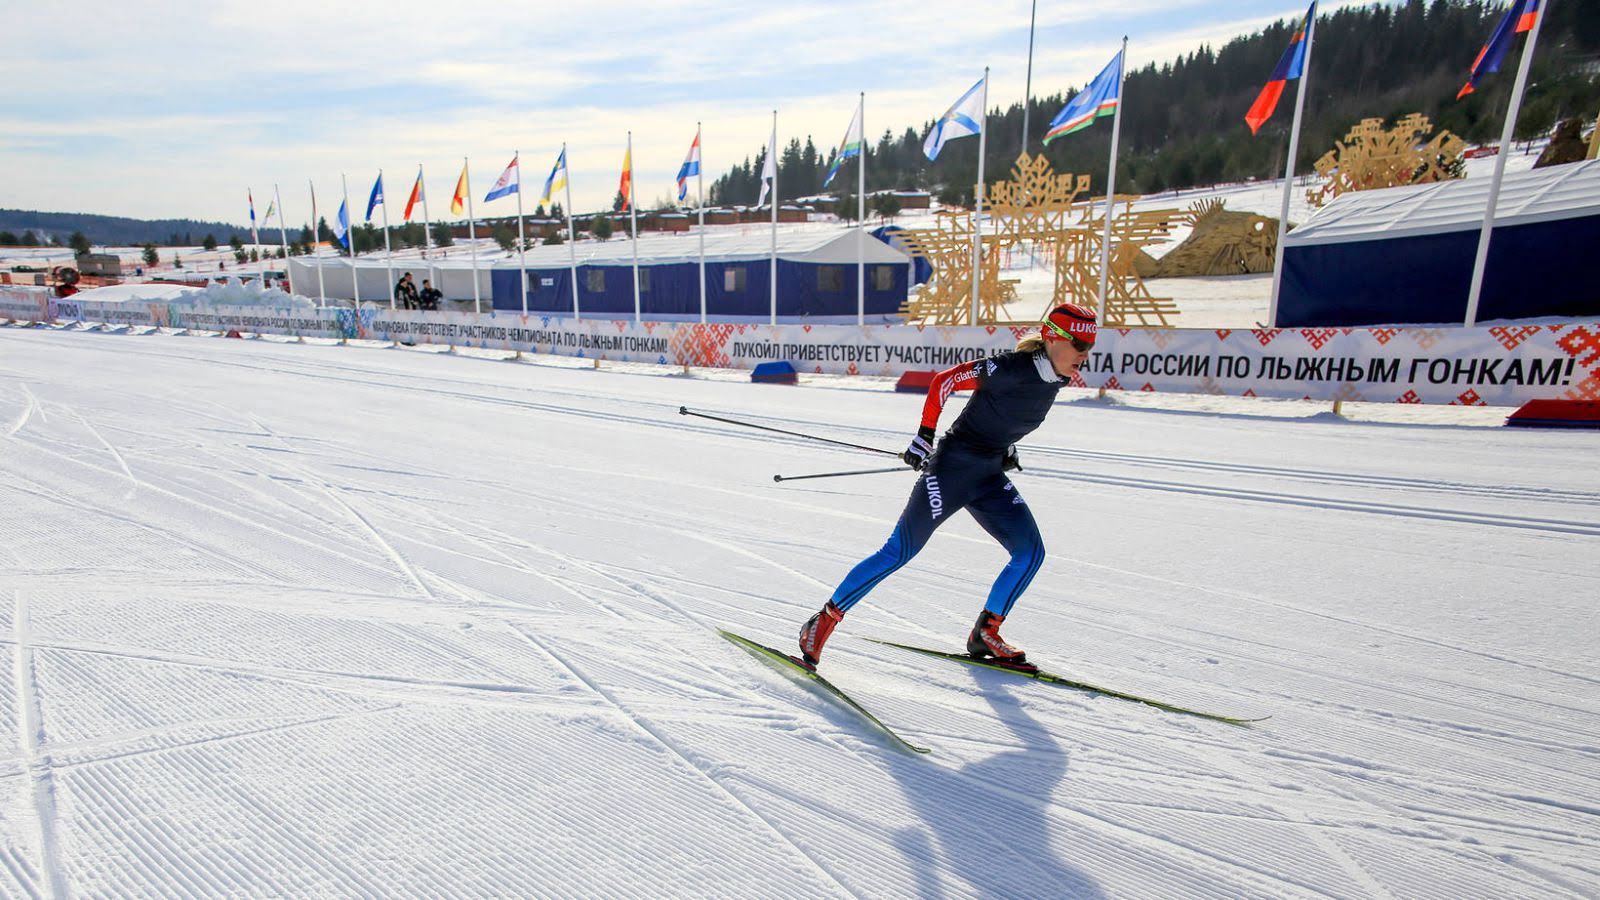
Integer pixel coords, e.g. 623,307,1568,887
898,153,1183,327
1149,199,1278,277
1308,113,1466,208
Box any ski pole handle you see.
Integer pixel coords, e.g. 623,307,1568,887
774,467,908,483
679,406,899,458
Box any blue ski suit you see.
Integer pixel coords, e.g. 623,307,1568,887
830,349,1069,616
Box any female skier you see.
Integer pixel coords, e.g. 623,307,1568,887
798,303,1098,669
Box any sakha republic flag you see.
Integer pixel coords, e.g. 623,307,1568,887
1457,0,1540,99
404,170,424,222
676,131,701,202
540,149,568,207
618,147,633,212
484,157,519,202
822,105,863,188
1245,2,1315,135
1043,50,1124,144
923,75,986,161
450,163,469,216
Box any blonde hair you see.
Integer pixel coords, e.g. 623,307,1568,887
1015,334,1046,353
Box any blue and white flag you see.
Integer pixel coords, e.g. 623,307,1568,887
334,200,350,248
756,124,777,208
365,173,384,222
484,156,520,202
822,104,863,188
923,75,986,161
676,130,701,202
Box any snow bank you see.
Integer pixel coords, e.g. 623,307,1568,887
171,276,315,309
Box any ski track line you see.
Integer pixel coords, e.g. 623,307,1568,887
1023,468,1600,537
66,406,137,500
0,439,393,585
11,590,70,900
5,382,40,437
0,845,40,900
512,626,860,900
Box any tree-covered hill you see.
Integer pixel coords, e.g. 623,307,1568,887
0,209,250,249
710,0,1600,206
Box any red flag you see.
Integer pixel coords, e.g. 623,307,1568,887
618,147,633,212
404,170,424,222
1457,0,1539,100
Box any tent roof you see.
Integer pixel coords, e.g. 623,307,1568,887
333,227,910,270
1285,159,1600,247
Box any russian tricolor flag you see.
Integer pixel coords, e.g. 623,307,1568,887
677,131,701,202
1457,0,1540,100
1245,3,1315,136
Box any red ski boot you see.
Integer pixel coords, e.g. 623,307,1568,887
966,610,1029,666
798,602,844,667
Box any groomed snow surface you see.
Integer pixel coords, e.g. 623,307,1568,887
2,325,1597,898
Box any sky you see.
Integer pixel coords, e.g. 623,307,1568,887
0,0,1371,228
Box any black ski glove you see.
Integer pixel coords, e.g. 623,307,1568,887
1003,444,1022,472
902,426,936,471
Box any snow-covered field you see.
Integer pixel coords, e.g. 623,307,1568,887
3,314,1598,897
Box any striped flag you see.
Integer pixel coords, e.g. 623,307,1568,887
822,105,863,187
1245,3,1316,135
676,130,701,202
404,169,424,222
618,146,633,212
365,173,384,222
451,162,469,216
1044,50,1124,144
484,156,519,203
1457,0,1540,99
540,149,568,207
248,190,259,244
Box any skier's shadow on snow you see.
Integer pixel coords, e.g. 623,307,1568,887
887,679,1106,899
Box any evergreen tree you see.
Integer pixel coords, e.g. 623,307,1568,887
142,243,159,266
592,216,614,241
203,235,218,252
70,231,91,256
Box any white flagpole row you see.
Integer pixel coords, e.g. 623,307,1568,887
379,171,395,310
419,165,436,303
563,145,580,321
970,68,989,325
341,173,361,308
697,123,707,324
857,92,866,327
1268,14,1317,329
1096,40,1129,319
1465,1,1548,327
515,151,528,316
309,179,326,307
770,110,779,326
465,158,481,314
629,132,641,325
273,183,291,294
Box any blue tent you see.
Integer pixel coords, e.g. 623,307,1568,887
488,229,913,322
1278,159,1600,326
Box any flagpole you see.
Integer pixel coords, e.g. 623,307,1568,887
1096,40,1130,319
513,151,528,316
971,68,989,325
310,179,326,307
378,171,395,310
1268,10,1317,329
251,189,265,287
342,173,361,308
697,123,707,324
419,164,436,302
465,157,481,314
562,145,580,321
858,92,867,326
1465,0,1546,327
273,184,291,294
1023,0,1038,155
770,109,779,326
628,131,641,325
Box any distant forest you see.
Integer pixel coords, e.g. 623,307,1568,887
709,0,1600,207
0,209,253,249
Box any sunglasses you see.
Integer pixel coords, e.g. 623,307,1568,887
1045,319,1095,353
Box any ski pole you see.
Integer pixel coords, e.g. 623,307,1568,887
678,406,899,458
774,467,907,483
